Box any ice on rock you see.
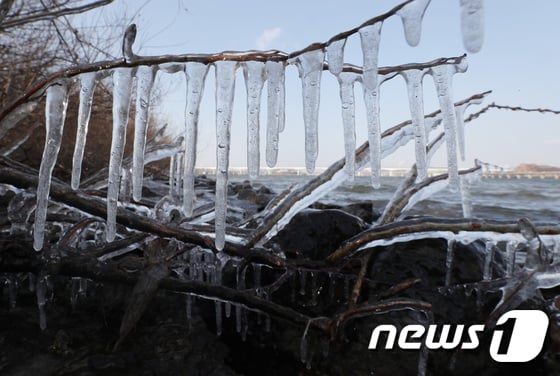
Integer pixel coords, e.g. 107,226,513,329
132,65,158,201
33,82,69,251
429,61,467,191
460,0,484,53
294,49,325,173
106,68,134,242
337,72,360,179
265,61,286,167
214,60,238,251
359,22,383,188
327,38,346,76
401,69,428,180
242,61,266,178
397,0,431,47
71,72,98,190
183,62,210,217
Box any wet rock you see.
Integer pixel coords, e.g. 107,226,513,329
270,208,368,260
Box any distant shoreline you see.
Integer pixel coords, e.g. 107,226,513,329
194,166,560,179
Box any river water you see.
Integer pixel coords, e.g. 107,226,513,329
231,175,560,224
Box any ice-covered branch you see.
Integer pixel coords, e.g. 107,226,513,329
326,218,560,263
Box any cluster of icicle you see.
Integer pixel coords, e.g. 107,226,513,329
31,0,485,251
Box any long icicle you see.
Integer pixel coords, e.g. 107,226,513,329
106,68,134,242
265,61,286,167
71,73,97,190
359,22,383,188
214,61,238,251
33,82,69,251
132,65,158,202
401,69,428,181
294,48,325,173
430,60,467,191
243,61,266,178
397,0,431,47
460,0,484,53
183,62,209,217
337,71,360,179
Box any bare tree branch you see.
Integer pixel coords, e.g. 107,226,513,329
0,0,114,30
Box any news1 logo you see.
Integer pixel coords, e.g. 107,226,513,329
368,310,549,362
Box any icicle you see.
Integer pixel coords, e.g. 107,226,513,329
506,241,518,277
359,22,383,188
294,48,325,173
215,300,222,336
460,0,484,53
429,61,467,191
401,69,428,181
214,60,238,251
483,241,496,280
445,239,455,286
310,272,318,306
460,175,472,218
242,61,266,178
299,269,306,296
132,65,158,201
265,61,286,167
327,38,346,75
225,301,231,318
338,72,360,179
106,68,134,242
300,320,312,365
183,62,210,217
454,104,468,161
71,72,97,190
397,0,431,47
36,274,48,330
33,82,69,251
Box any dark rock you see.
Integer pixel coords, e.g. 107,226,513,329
341,201,381,223
270,208,368,260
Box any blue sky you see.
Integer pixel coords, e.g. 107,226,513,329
87,0,559,169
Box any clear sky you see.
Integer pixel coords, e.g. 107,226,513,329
85,0,560,170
